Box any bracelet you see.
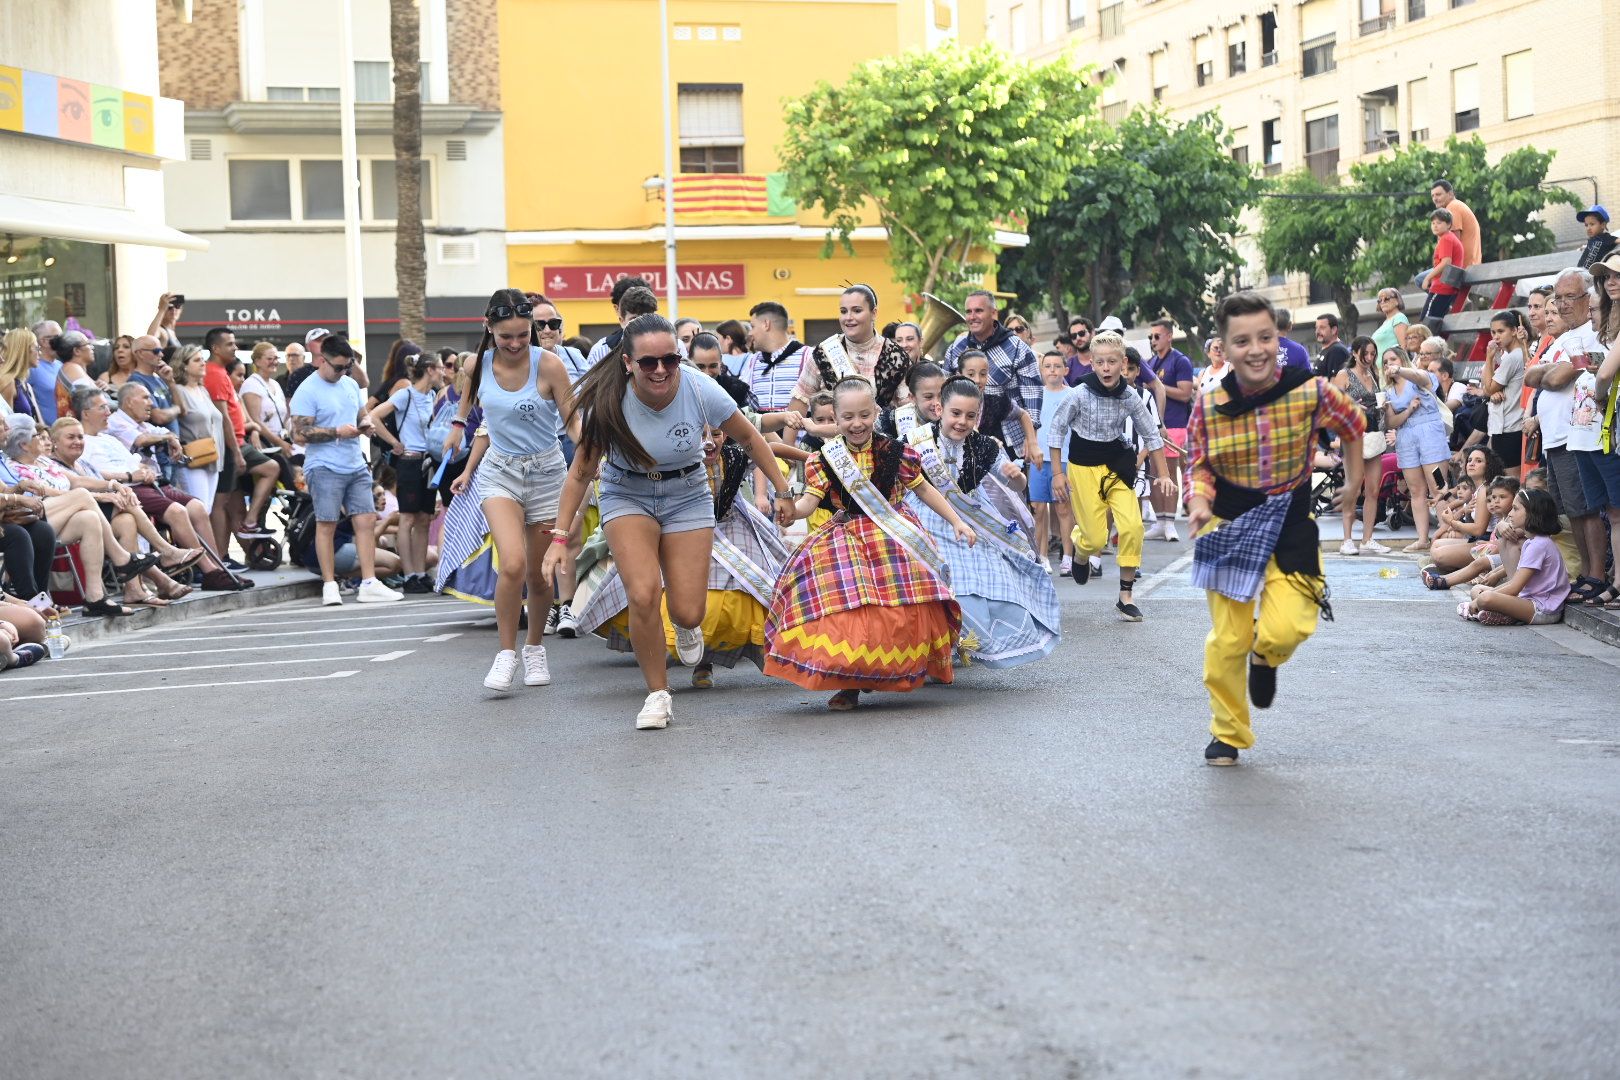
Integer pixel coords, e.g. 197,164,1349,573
449,417,467,428
550,534,568,545
549,528,569,539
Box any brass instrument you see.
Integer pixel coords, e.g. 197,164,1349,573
916,292,966,361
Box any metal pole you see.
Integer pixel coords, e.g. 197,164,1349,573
337,0,367,352
659,0,678,318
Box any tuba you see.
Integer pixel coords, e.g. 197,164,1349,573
916,292,966,361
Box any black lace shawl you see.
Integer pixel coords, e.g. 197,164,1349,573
811,337,914,408
928,422,1002,494
817,435,905,515
711,441,750,521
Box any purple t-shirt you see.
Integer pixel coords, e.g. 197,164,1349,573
1065,355,1090,386
1517,535,1570,614
1143,348,1195,428
1279,337,1313,374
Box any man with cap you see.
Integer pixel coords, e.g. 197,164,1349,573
1575,206,1616,270
286,328,331,397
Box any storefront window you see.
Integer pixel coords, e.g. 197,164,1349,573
0,236,116,340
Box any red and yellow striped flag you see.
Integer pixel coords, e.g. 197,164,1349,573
671,173,796,218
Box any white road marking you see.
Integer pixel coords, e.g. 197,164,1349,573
1134,550,1194,598
196,606,471,630
369,650,413,663
2,654,384,682
60,632,460,661
423,632,461,643
3,670,359,702
120,619,487,644
1558,738,1620,747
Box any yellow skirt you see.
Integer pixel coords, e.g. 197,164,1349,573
602,588,767,668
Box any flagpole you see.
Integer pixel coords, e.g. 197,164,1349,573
659,0,678,319
337,0,366,354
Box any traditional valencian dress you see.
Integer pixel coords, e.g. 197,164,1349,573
906,422,1060,668
574,442,789,670
799,332,913,408
765,434,960,691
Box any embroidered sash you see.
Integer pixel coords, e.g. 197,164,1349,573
709,501,781,606
819,334,857,381
892,402,919,439
821,437,949,583
911,432,1034,558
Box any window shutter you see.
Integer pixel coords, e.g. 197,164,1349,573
1299,0,1335,42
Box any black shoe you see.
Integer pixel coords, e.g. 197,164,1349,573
113,552,160,583
1204,738,1240,766
1248,654,1277,709
1115,600,1143,621
402,575,431,594
1071,558,1091,585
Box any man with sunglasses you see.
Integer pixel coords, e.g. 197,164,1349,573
290,335,401,606
126,334,181,478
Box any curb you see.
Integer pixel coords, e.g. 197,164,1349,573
60,576,323,646
1565,604,1620,649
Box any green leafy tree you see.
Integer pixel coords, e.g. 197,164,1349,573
1000,106,1255,336
779,44,1100,303
1256,170,1367,335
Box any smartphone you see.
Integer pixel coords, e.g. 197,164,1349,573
169,294,185,308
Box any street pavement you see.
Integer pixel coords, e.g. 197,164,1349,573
2,538,1616,1079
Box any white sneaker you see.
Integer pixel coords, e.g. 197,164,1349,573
1059,556,1073,577
1361,540,1392,554
1088,555,1103,577
521,643,550,686
636,688,673,730
356,579,403,604
484,649,518,691
1143,520,1166,541
1339,539,1359,556
674,624,705,666
1162,523,1180,542
557,603,578,639
322,581,343,606
1037,557,1052,574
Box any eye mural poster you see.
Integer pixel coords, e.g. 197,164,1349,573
0,62,156,155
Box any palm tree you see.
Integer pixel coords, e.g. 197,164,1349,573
391,0,425,342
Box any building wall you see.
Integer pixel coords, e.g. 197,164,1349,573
447,0,501,110
156,0,241,110
989,0,1620,305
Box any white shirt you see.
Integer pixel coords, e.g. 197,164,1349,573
82,430,146,478
240,372,289,437
1538,325,1602,450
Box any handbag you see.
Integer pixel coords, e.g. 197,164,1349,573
181,437,218,468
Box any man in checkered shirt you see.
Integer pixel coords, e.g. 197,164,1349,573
943,290,1043,457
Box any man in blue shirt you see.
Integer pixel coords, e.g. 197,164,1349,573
125,335,181,481
1274,308,1314,373
27,320,62,424
288,335,401,607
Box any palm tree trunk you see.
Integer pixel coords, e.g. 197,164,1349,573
391,0,425,343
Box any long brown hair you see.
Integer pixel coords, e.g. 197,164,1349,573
464,287,537,407
573,312,672,470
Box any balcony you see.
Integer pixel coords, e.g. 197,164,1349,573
1364,130,1399,153
1305,148,1340,182
1359,15,1395,35
1261,49,1278,68
1263,161,1282,176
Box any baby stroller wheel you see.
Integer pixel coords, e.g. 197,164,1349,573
244,536,284,571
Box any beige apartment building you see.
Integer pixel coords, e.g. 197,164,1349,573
990,0,1618,310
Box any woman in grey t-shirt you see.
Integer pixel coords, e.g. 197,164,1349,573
544,313,791,732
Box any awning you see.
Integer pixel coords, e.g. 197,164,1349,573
0,192,209,252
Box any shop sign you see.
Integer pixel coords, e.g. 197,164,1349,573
543,264,746,300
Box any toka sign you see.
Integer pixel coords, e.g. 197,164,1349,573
543,264,746,300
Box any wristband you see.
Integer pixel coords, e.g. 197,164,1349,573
551,534,568,545
449,417,467,428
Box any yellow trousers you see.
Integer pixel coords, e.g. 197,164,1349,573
1203,557,1320,748
1066,463,1142,568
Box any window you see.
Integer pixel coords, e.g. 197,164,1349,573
1009,4,1027,51
301,159,344,220
1231,144,1250,166
1451,64,1479,132
1304,110,1339,181
1100,2,1123,39
264,86,340,103
1230,128,1249,165
368,159,433,221
1407,0,1426,19
1067,0,1086,29
1300,0,1336,75
1408,78,1428,142
1262,119,1281,174
1228,40,1247,77
229,160,291,220
1259,11,1278,66
1150,50,1166,100
1359,0,1394,35
1194,36,1214,87
309,87,339,103
1504,50,1533,120
1361,87,1398,152
354,61,391,103
1302,37,1336,78
1041,0,1062,42
678,85,743,172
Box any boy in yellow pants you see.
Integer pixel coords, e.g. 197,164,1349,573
1186,293,1366,765
1049,331,1177,620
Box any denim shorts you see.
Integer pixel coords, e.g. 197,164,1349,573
1028,460,1057,503
307,466,373,523
597,460,716,533
475,446,566,524
1574,448,1620,512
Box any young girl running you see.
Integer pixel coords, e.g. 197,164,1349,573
876,362,946,442
445,288,577,692
767,376,975,711
909,377,1060,668
1457,487,1570,625
542,314,790,730
573,423,793,690
1031,352,1077,576
367,351,445,593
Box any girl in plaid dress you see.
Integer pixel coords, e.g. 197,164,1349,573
766,377,976,711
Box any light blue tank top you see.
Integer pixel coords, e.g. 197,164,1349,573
480,346,558,456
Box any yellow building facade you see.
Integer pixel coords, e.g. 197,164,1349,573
499,0,985,342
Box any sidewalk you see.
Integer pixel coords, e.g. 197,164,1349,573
58,567,322,647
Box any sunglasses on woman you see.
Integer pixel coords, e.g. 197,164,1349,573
487,302,533,321
534,318,564,331
631,353,682,371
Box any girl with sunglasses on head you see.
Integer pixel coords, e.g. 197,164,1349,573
444,287,578,693
543,313,791,731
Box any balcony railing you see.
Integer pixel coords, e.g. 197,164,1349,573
1261,49,1278,67
1359,15,1395,35
1305,148,1340,181
1263,160,1282,176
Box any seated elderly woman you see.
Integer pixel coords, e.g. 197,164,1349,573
68,386,247,592
2,413,158,617
47,416,206,606
0,478,58,613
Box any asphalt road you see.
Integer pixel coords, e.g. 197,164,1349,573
3,539,1616,1079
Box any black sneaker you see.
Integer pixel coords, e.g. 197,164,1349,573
223,558,248,572
402,575,432,594
1071,558,1091,586
1248,654,1277,709
1115,600,1143,621
1204,738,1240,766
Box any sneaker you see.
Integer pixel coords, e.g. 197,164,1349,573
1339,539,1358,556
1361,540,1392,554
321,581,343,606
691,665,714,689
557,603,578,639
636,688,673,729
1162,523,1180,542
223,558,248,572
7,642,46,669
674,624,705,666
357,579,403,604
521,643,551,686
1059,555,1073,577
1248,654,1277,709
1115,599,1143,621
402,575,432,594
1143,520,1166,542
1037,557,1052,574
484,649,519,691
544,604,561,636
1089,555,1103,578
1070,557,1091,585
1204,738,1240,766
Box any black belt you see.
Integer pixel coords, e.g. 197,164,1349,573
618,461,703,481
